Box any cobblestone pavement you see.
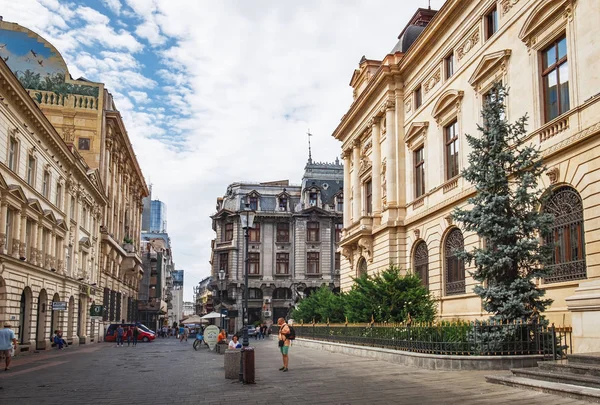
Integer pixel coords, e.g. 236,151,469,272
0,337,590,405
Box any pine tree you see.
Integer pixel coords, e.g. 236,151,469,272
452,83,554,323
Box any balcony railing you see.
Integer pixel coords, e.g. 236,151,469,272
28,89,99,110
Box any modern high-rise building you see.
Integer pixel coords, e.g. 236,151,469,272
150,200,167,233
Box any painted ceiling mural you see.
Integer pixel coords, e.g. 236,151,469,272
0,26,99,97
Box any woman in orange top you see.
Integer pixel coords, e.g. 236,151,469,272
218,329,227,343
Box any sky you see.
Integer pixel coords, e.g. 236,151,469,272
1,0,446,301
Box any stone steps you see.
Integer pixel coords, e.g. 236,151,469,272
487,353,600,402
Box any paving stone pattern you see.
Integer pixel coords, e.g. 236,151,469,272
0,338,591,404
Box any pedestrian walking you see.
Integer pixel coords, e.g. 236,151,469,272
179,325,185,342
116,325,124,347
0,323,18,371
262,324,268,339
126,326,133,346
183,326,190,342
277,317,290,372
132,325,139,346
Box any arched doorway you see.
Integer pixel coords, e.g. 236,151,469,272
67,296,75,340
36,289,48,350
19,287,33,345
50,293,60,337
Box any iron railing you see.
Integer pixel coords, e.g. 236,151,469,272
282,322,571,358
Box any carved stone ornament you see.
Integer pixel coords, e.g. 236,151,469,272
359,153,372,176
341,246,354,267
0,232,6,251
381,158,387,205
362,139,372,155
444,215,453,226
424,70,441,93
62,125,76,143
413,229,421,239
358,237,373,263
546,167,560,185
405,100,412,114
457,30,480,61
501,0,519,14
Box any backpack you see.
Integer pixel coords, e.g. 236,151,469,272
285,324,296,340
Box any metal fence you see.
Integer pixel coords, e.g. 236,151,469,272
285,322,572,358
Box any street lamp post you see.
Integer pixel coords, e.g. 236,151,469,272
239,203,255,383
218,269,226,331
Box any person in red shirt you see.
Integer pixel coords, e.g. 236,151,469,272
126,326,134,346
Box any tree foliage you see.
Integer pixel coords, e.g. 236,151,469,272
291,266,436,324
452,83,553,323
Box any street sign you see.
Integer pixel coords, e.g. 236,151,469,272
89,305,104,317
220,308,228,316
52,301,67,311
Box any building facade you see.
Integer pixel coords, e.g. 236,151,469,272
0,20,148,344
210,160,343,333
333,0,600,341
150,200,167,233
194,276,213,316
0,57,107,350
168,270,184,325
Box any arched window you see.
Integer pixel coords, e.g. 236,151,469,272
413,241,428,288
357,257,367,278
543,186,586,283
445,228,465,295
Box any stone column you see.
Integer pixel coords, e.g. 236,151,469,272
50,231,57,270
37,221,44,267
19,211,27,259
0,199,7,254
31,221,39,266
342,150,351,228
352,141,361,222
371,117,382,216
384,99,397,208
12,209,22,258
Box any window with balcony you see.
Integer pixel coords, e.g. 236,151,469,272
542,186,586,283
219,252,229,274
414,147,425,198
307,252,320,274
335,223,343,243
485,6,498,40
445,228,465,295
307,221,320,242
249,222,261,242
444,120,459,180
365,180,372,215
276,253,289,275
27,155,36,186
8,137,18,171
445,52,454,79
276,222,289,243
42,171,50,199
542,35,569,123
248,253,260,275
223,223,233,242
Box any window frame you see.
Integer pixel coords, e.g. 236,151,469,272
364,179,372,215
541,34,569,123
55,182,63,210
445,52,454,79
27,155,36,186
309,191,318,207
307,252,320,275
414,146,425,198
8,136,19,171
276,222,290,243
223,222,234,242
276,253,289,275
42,171,50,199
335,223,343,243
248,222,261,243
335,252,341,271
485,5,499,40
219,252,229,274
444,120,460,180
248,195,258,211
307,221,320,242
413,240,429,289
248,252,260,275
414,85,423,109
444,228,465,296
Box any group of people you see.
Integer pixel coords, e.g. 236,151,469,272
253,323,270,340
114,325,140,347
51,330,68,350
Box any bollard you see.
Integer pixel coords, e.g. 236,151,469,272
224,349,242,379
242,347,255,384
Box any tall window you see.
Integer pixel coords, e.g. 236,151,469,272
445,52,454,79
414,86,422,109
249,222,260,242
8,137,18,171
335,223,343,243
364,180,372,215
248,253,260,275
70,196,75,218
414,147,425,198
485,6,498,40
279,197,287,211
336,194,343,212
219,252,229,274
307,252,320,274
248,196,258,210
276,222,289,243
42,171,50,198
223,223,233,241
542,35,569,123
307,221,320,242
335,252,341,271
56,183,62,209
309,192,318,207
357,257,367,277
413,241,429,288
445,120,459,180
445,229,465,295
276,253,289,275
543,186,586,283
27,155,35,186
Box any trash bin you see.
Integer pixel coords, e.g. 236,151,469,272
224,349,242,379
242,347,255,384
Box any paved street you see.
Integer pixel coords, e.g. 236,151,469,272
0,338,590,405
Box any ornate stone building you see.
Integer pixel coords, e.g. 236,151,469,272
0,58,107,350
333,0,600,350
210,160,343,333
0,20,148,345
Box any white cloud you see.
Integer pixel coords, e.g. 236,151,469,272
76,6,110,25
101,0,122,15
1,0,447,300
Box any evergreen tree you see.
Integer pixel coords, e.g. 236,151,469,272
452,83,553,323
